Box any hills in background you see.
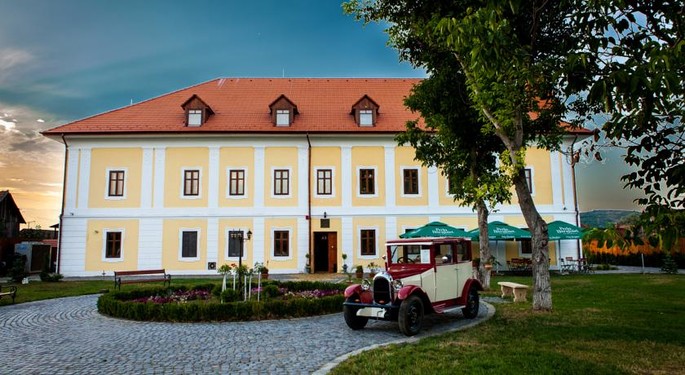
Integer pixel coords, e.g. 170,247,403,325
579,210,640,229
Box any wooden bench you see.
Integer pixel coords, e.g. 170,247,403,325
498,281,529,302
0,285,17,304
114,269,171,290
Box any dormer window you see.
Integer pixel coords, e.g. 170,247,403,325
276,109,290,126
188,110,203,126
181,94,214,127
359,109,373,126
351,95,379,127
269,94,298,127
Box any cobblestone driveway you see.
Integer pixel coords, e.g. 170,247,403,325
1,295,492,374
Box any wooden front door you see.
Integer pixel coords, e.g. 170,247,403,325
314,232,337,273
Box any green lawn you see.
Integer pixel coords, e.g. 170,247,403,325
331,274,685,375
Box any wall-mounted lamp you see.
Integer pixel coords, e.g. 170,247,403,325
323,212,327,219
247,230,252,240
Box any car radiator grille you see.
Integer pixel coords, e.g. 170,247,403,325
373,277,391,304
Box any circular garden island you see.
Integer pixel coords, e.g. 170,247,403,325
97,280,345,322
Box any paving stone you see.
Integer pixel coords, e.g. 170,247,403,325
0,294,492,374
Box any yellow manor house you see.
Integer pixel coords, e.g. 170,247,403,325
43,78,586,277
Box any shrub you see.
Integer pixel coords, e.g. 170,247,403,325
98,281,345,322
39,272,64,282
262,284,281,299
221,289,241,303
9,255,28,283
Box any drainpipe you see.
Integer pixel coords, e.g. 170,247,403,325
570,135,581,259
306,133,312,273
57,134,69,274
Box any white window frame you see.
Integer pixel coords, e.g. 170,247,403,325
271,227,293,260
359,109,374,126
518,238,533,257
271,167,292,198
276,109,290,126
356,166,378,198
187,109,203,127
105,168,127,200
181,167,202,199
314,167,336,198
178,228,201,262
400,166,422,197
358,226,379,259
226,167,248,199
102,228,125,262
524,167,535,196
225,228,249,260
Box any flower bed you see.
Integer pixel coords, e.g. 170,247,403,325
97,281,345,322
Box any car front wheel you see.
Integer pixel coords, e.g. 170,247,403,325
462,286,480,319
343,297,368,330
398,294,424,336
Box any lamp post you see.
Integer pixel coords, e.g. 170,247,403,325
230,229,252,297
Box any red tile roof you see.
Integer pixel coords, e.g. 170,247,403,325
42,77,591,136
43,78,423,135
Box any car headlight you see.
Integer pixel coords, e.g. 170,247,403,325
392,279,403,292
361,278,371,291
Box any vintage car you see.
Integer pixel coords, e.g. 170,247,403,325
343,237,482,336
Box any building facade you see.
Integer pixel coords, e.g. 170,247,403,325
44,78,584,276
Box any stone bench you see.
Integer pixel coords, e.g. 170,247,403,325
498,281,529,302
0,285,17,304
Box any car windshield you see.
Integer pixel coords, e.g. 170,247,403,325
389,244,432,265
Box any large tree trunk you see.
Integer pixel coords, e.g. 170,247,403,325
513,168,552,311
476,200,492,289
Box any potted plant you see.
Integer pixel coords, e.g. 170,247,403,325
368,261,380,277
355,264,364,279
254,262,269,279
341,253,348,274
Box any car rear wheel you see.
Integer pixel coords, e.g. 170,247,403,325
462,286,480,319
343,297,368,330
398,295,424,336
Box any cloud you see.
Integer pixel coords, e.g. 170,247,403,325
0,48,33,83
0,118,15,131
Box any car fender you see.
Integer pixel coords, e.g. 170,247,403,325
397,284,424,300
456,279,484,305
344,284,363,298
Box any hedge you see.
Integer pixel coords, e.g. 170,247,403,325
97,281,346,322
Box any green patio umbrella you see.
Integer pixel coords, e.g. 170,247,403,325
468,221,531,273
547,221,584,272
400,221,471,238
547,220,584,240
467,221,531,240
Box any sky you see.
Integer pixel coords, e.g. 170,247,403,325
0,0,644,229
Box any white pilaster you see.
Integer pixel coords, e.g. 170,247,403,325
206,217,219,268
385,216,397,242
77,148,91,210
342,216,353,262
64,147,80,213
254,146,265,209
341,146,352,208
137,218,163,269
298,145,309,214
153,147,166,208
384,146,396,208
140,147,154,209
208,146,220,209
428,166,440,210
252,217,265,265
